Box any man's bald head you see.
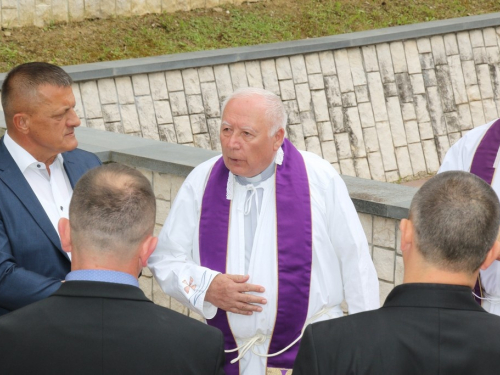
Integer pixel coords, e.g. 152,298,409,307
1,62,73,127
69,164,156,256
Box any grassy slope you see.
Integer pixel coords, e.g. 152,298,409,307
0,0,499,72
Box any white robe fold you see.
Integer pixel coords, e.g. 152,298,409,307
148,149,379,375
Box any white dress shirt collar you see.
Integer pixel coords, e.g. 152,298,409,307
4,131,65,173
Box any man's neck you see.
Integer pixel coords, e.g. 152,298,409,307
71,254,140,279
403,265,476,288
7,130,57,168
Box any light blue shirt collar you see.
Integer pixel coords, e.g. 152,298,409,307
235,160,276,186
65,270,139,288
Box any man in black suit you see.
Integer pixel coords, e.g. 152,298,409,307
293,171,500,375
0,163,225,375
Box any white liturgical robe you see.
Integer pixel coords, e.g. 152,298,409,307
148,147,379,375
439,119,500,315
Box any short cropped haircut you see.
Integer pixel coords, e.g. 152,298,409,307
410,171,500,273
1,62,73,122
221,87,287,136
69,164,156,253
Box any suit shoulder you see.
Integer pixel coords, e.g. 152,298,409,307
148,303,222,337
63,148,102,167
310,310,381,341
474,309,500,327
0,296,55,333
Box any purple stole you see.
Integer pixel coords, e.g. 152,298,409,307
199,139,312,375
469,118,500,304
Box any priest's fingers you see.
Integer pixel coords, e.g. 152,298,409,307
227,274,265,293
206,274,266,315
226,274,250,283
238,282,265,294
229,301,264,315
240,292,267,306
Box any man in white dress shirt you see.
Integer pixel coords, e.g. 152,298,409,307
148,87,379,375
0,62,101,315
439,118,500,315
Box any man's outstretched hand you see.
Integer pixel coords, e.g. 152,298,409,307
205,274,266,315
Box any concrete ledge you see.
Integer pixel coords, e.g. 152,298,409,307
76,126,220,177
1,12,499,81
76,127,416,219
343,176,416,220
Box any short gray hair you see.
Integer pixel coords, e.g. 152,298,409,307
1,62,73,125
410,171,500,273
69,164,156,254
221,87,287,136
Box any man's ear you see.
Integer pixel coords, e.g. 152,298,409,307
481,240,500,270
139,235,158,268
399,218,414,253
58,218,73,253
12,113,30,134
273,128,285,151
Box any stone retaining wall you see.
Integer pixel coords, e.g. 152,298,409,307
2,16,500,184
55,22,500,182
0,0,259,28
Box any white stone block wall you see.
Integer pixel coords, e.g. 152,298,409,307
0,0,262,28
133,167,402,317
359,213,403,306
67,27,500,182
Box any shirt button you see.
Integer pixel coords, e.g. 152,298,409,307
60,206,63,211
37,164,41,168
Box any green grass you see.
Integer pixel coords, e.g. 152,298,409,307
0,0,499,72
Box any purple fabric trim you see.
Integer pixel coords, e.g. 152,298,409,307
199,139,313,373
473,276,482,305
199,158,239,375
470,118,500,185
267,138,312,370
470,118,500,304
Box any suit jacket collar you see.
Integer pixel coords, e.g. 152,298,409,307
55,280,153,303
384,283,484,312
0,136,87,259
0,137,63,253
61,148,86,187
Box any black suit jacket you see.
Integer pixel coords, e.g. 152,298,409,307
0,281,225,375
293,283,500,375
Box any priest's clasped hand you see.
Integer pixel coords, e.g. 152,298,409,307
205,274,267,315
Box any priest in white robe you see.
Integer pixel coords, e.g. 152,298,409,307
148,87,379,375
439,118,500,315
